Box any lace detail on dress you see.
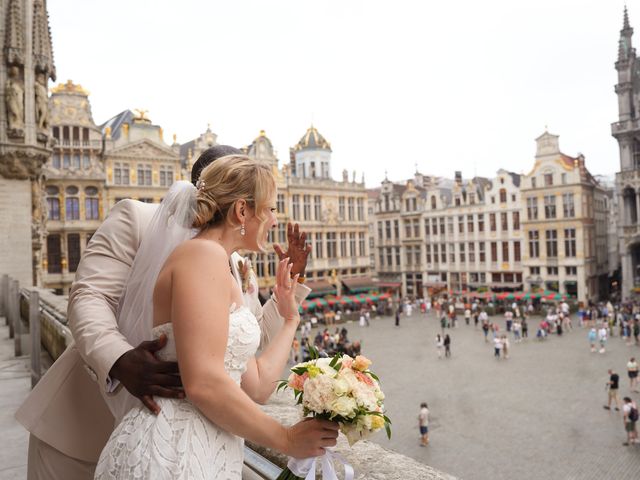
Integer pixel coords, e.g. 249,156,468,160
94,307,261,480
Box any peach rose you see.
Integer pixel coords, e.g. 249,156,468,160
287,372,308,391
352,355,372,372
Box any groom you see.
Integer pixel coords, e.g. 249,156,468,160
16,145,313,480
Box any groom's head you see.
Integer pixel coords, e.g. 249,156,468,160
190,145,242,186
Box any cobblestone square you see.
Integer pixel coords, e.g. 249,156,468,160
326,311,640,480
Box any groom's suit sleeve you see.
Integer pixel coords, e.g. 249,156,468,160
67,200,144,391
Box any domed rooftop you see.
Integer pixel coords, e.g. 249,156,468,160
294,125,331,152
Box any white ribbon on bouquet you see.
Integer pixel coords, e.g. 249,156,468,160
287,450,355,480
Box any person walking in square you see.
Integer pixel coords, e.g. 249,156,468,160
482,320,490,342
501,334,510,359
521,316,528,339
627,357,639,393
436,334,444,359
598,324,608,353
418,403,430,446
493,335,502,358
588,327,597,353
444,334,451,358
622,397,638,446
605,369,622,411
395,308,401,327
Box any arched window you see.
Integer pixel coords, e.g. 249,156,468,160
633,140,640,169
65,186,80,220
46,186,60,221
85,186,99,220
499,188,507,203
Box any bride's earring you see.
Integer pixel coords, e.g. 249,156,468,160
240,223,246,236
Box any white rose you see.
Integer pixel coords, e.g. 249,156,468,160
315,358,338,376
332,377,350,396
331,396,358,419
303,375,338,414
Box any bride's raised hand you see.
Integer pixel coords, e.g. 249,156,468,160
272,257,300,324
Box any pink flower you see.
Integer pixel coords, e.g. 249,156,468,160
288,372,308,391
355,371,374,387
341,357,353,369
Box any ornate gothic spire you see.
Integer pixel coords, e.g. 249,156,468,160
618,6,634,63
4,0,25,66
32,0,56,80
624,5,631,31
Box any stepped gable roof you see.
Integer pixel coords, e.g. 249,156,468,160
294,125,331,152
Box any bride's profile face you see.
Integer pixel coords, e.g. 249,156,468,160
243,191,278,252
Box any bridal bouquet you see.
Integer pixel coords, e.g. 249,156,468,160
276,348,391,480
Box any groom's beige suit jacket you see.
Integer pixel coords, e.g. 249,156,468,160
15,199,310,463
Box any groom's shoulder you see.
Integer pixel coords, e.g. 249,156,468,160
106,199,158,232
109,198,157,220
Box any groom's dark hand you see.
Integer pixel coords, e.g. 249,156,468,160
274,223,311,278
110,334,184,415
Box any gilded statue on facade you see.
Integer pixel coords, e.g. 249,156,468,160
35,73,49,130
5,66,24,137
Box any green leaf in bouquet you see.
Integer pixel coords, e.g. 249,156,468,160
333,361,342,372
385,421,392,440
309,345,319,359
291,366,308,375
328,352,343,369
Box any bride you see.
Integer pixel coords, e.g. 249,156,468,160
94,155,338,479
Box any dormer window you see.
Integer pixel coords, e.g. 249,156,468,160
544,173,553,186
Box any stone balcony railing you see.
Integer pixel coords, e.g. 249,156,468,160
2,277,455,480
616,169,640,184
623,224,640,237
611,118,640,135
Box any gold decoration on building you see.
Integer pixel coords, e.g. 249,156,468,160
105,126,111,139
50,79,89,96
122,123,129,136
133,109,151,124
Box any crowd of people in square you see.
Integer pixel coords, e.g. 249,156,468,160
289,290,640,448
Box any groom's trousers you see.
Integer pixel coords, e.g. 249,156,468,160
28,434,96,480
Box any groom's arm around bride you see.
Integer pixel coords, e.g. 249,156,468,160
15,145,312,480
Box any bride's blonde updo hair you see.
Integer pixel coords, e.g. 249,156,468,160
192,154,276,236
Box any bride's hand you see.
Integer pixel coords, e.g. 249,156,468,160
284,418,339,458
272,258,300,324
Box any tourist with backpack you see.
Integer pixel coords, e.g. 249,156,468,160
622,397,638,446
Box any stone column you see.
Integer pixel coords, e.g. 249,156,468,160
635,190,640,225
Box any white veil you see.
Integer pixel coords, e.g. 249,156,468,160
107,180,198,422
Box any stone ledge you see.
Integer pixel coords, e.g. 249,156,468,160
249,391,456,480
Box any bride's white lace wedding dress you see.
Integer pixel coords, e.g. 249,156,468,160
94,304,261,480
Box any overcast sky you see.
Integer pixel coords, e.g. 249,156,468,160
48,0,629,186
